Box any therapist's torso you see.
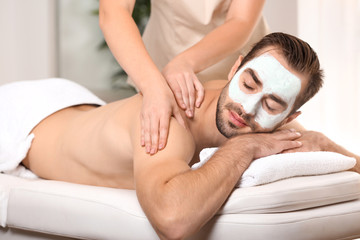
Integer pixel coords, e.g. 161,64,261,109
141,0,270,82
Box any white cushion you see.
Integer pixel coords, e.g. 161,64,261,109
220,171,360,214
190,199,360,240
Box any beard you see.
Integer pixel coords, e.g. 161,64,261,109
215,88,254,138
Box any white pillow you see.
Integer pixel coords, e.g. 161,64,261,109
192,149,356,187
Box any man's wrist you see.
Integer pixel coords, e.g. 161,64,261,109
320,132,340,153
222,137,255,172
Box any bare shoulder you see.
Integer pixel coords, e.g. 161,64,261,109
162,118,196,161
131,116,196,184
131,117,196,165
203,80,228,90
110,93,196,163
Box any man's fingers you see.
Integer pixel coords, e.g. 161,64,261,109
282,140,303,151
273,129,302,140
282,147,302,154
193,78,204,108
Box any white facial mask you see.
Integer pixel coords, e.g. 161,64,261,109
228,54,301,129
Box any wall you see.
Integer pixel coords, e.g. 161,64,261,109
0,0,298,90
0,0,57,84
0,0,119,90
296,0,360,153
263,0,298,35
58,0,119,90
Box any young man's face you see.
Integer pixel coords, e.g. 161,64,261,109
216,51,305,138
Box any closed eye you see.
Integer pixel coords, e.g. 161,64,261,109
243,82,254,90
269,95,288,111
265,100,275,111
263,97,287,114
241,68,262,92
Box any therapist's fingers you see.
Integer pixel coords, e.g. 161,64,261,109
142,114,152,154
185,76,196,117
140,114,145,147
273,129,302,140
193,77,204,108
149,114,160,155
168,80,187,110
178,78,191,116
158,114,170,151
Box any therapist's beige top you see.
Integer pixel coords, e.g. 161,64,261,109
134,0,269,84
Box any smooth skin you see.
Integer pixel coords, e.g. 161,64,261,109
99,0,265,155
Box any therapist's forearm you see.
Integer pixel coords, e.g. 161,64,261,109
175,18,259,74
177,0,266,73
99,0,167,94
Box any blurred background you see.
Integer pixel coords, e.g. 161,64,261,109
0,0,359,153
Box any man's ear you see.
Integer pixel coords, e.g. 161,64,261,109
228,55,244,81
284,111,302,124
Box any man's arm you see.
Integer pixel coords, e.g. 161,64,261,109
281,129,360,173
131,119,302,239
280,120,360,173
322,133,360,173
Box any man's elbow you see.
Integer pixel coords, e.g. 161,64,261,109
153,208,192,240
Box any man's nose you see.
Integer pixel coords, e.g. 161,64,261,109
242,95,262,115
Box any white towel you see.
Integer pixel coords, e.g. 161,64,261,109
192,148,356,187
0,78,106,177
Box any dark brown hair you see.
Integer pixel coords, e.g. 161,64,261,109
238,32,324,113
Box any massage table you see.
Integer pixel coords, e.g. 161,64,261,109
1,170,360,240
1,89,360,239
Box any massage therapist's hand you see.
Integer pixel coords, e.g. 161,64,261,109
162,57,205,118
140,84,187,155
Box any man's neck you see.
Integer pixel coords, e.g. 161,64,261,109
187,87,227,150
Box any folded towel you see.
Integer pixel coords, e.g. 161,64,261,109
191,148,356,187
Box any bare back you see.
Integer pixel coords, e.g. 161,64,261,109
23,94,143,189
22,80,227,190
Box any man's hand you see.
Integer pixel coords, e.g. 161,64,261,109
162,57,205,118
223,129,303,171
281,130,329,153
140,85,187,155
247,129,303,159
281,130,360,173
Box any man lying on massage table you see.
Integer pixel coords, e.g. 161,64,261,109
4,33,359,239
